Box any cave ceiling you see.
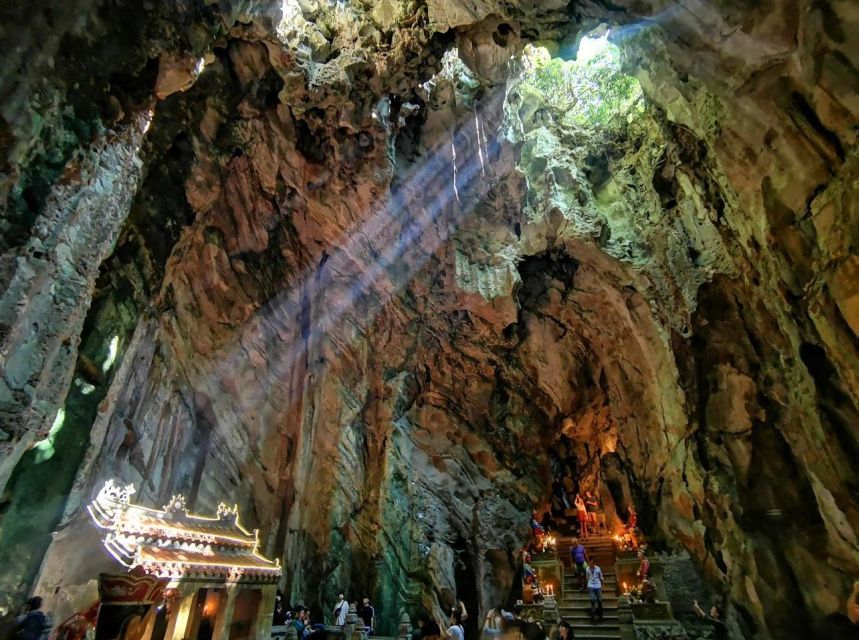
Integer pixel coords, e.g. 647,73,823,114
0,1,857,639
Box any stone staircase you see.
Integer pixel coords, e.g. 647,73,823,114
556,535,621,640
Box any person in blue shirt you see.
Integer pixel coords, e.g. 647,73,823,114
290,607,307,638
569,537,588,593
586,558,604,622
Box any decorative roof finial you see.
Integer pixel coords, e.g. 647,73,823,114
217,503,238,520
99,479,136,506
162,493,188,516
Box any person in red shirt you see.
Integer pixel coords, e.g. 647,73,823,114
627,504,638,530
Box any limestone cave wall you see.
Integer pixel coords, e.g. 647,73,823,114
0,1,856,639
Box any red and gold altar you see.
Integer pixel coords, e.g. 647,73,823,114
79,480,281,640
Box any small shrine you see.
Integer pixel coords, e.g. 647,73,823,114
81,480,281,640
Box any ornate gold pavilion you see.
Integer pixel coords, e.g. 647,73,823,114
86,480,281,640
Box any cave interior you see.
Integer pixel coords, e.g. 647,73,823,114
0,1,857,639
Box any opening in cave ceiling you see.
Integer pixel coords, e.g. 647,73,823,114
0,2,856,640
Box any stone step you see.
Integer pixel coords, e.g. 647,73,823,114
560,606,620,614
563,582,618,590
566,631,621,640
570,621,620,630
566,614,619,622
560,596,619,604
561,596,621,604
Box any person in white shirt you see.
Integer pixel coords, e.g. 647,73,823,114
586,558,604,622
334,594,348,626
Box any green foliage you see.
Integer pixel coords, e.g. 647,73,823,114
522,41,644,134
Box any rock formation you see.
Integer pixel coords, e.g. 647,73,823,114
0,1,856,639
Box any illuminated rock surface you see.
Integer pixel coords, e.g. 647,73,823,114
0,1,856,638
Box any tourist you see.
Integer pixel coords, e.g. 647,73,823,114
584,491,599,531
422,619,443,640
273,591,287,626
13,597,50,640
291,607,307,638
411,613,428,640
456,601,469,623
305,610,326,640
692,600,727,640
303,609,319,638
540,511,554,533
555,620,573,640
586,558,604,622
502,619,542,640
626,505,637,530
636,549,650,580
359,597,375,635
569,537,588,592
482,605,504,639
448,610,465,640
574,494,588,539
640,579,656,604
334,594,348,626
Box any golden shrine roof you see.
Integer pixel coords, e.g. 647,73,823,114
88,480,281,583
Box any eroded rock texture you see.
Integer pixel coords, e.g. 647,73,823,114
0,1,856,639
